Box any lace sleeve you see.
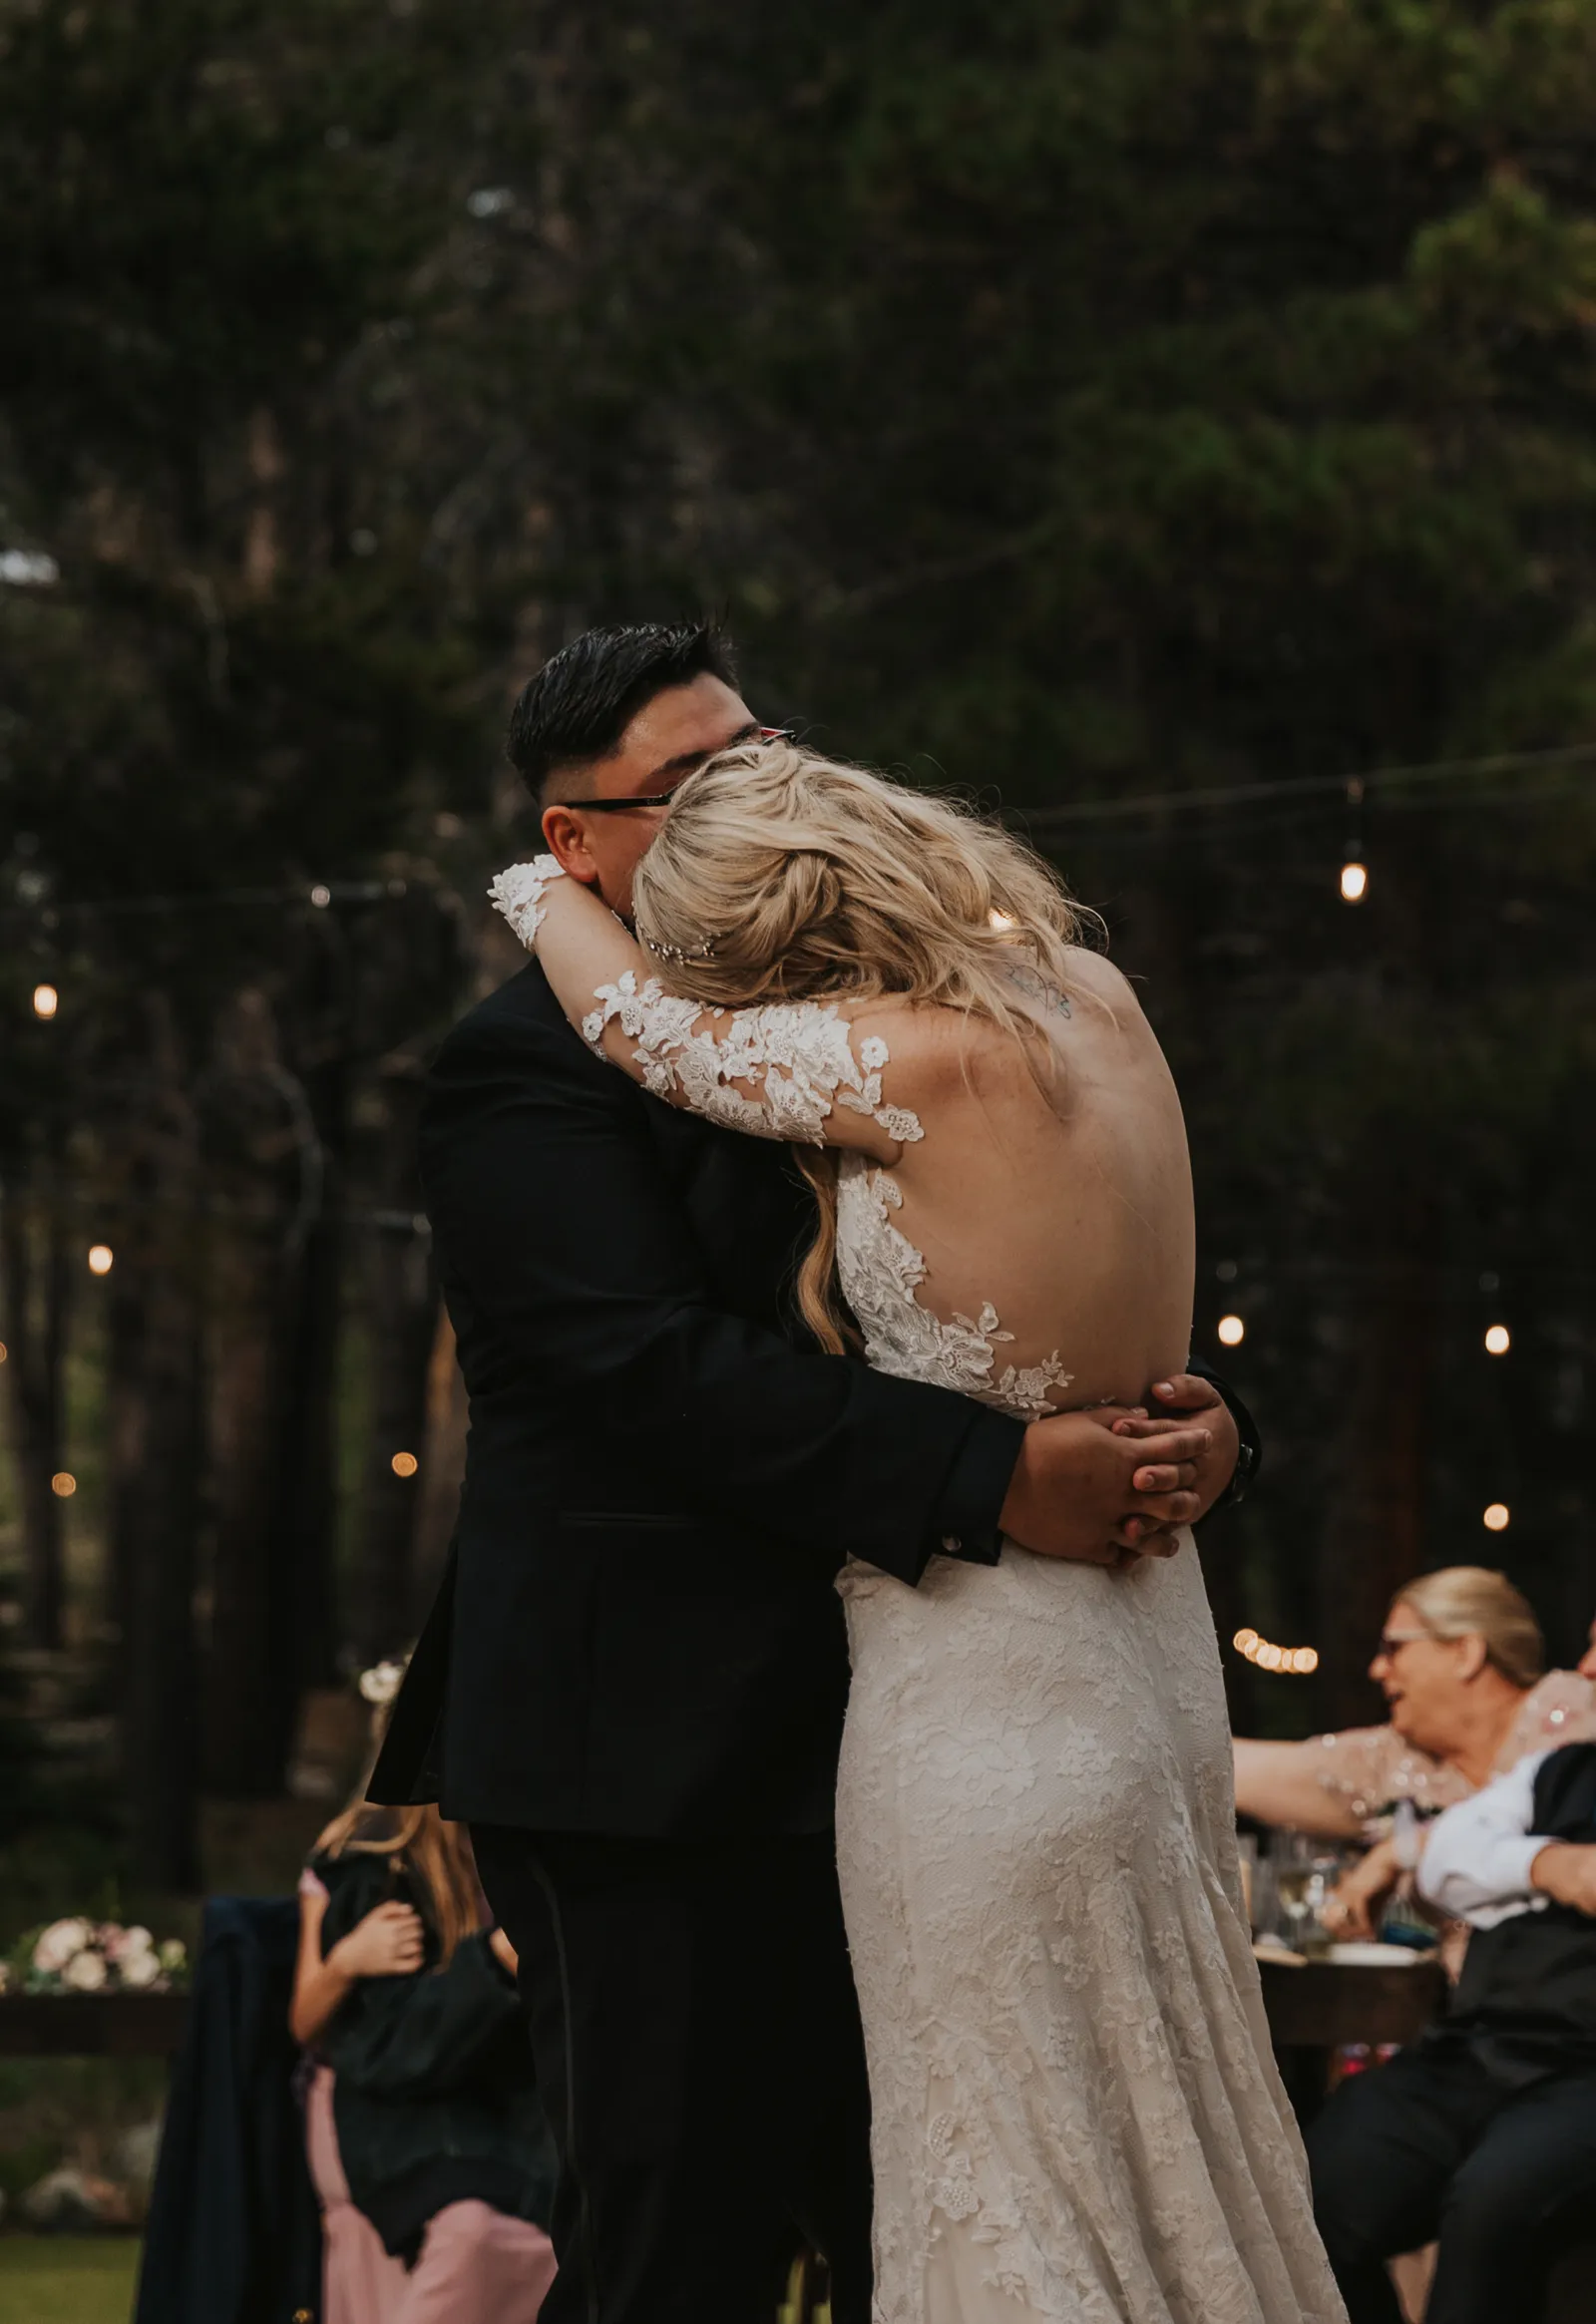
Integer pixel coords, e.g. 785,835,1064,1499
487,853,924,1151
581,971,925,1149
488,855,566,945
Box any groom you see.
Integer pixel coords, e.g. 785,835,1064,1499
373,621,1256,2324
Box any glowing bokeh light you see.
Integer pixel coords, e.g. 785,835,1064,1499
1233,1628,1318,1676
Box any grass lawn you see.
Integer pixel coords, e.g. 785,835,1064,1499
0,2237,139,2324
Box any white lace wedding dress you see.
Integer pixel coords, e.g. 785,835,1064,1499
830,1160,1341,2324
493,859,1348,2324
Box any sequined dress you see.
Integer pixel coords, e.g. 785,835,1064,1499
491,859,1348,2324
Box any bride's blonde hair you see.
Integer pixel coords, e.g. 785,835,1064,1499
631,737,1089,1351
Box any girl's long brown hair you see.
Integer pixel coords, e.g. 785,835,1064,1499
314,1795,485,1969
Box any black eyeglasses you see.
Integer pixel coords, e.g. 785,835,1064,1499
552,728,793,815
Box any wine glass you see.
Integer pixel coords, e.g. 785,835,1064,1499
1273,1832,1343,1958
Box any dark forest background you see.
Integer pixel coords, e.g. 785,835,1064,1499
2,0,1595,1897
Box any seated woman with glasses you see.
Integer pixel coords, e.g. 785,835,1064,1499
1233,1568,1596,1937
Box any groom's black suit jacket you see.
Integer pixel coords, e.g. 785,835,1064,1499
372,961,1257,1838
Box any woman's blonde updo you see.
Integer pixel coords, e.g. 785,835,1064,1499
1391,1567,1545,1691
631,738,1091,1351
633,737,1085,1011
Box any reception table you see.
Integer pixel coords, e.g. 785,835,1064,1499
0,1960,1442,2074
1257,1955,1446,2117
0,1992,191,2056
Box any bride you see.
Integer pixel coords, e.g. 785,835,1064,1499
490,738,1344,2324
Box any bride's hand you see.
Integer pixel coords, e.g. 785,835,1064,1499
1110,1374,1240,1524
999,1407,1210,1567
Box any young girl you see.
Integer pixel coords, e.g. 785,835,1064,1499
293,1764,557,2324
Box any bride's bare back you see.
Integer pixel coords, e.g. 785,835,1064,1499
494,859,1194,1419
848,947,1195,1415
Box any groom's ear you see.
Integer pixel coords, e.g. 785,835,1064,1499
540,804,601,887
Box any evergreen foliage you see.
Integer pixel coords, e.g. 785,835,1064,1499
1,0,1594,1875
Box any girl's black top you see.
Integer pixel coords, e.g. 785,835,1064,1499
310,1846,556,2261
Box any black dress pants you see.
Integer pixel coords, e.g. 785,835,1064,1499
1306,2041,1596,2324
471,1824,873,2324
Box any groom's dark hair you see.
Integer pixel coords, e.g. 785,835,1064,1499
507,620,739,806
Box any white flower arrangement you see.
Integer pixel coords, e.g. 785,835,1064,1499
62,1947,108,1991
32,1917,95,1975
12,1918,189,1997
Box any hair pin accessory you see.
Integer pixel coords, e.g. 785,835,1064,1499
645,934,718,965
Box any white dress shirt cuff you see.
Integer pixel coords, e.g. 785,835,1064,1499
1417,1748,1555,1927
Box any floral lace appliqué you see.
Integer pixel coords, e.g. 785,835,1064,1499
581,971,925,1148
488,855,566,946
581,973,1071,1418
927,2113,983,2223
836,1157,1072,1420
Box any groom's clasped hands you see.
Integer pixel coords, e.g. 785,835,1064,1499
998,1372,1239,1570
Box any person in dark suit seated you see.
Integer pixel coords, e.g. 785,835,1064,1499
1306,1738,1596,2324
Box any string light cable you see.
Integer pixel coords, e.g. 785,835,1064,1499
1005,738,1596,838
2,740,1592,931
3,875,417,928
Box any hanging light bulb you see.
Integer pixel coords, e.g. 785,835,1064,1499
1340,775,1369,903
87,1245,114,1276
1484,1325,1510,1356
1217,1314,1246,1347
1483,1502,1510,1533
32,982,58,1019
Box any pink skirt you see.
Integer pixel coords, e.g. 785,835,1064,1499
304,2064,557,2324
